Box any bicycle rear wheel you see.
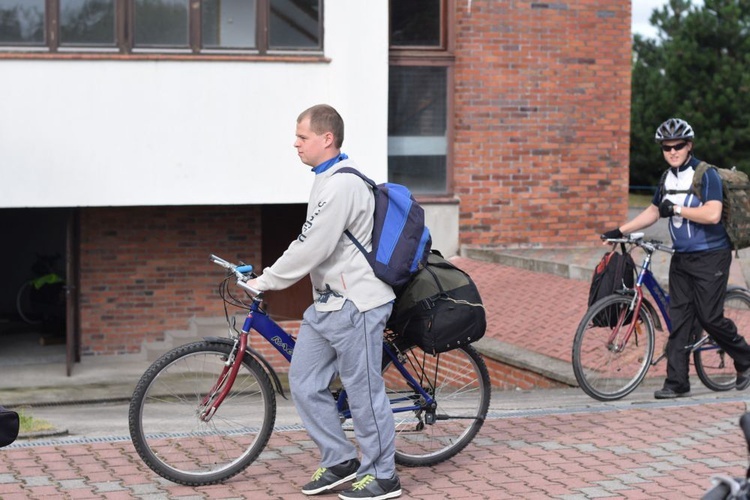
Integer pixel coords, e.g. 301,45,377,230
381,343,491,466
695,290,750,391
128,341,276,486
572,294,656,401
16,281,42,325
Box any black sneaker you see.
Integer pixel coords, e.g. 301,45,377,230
301,459,360,496
338,474,402,500
654,388,691,399
737,368,750,390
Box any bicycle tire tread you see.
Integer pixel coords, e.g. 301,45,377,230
128,341,276,486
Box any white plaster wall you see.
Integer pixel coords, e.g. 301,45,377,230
424,202,460,258
0,1,388,208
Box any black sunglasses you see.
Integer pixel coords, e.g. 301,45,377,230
661,142,689,152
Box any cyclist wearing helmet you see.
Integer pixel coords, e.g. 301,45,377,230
602,118,750,399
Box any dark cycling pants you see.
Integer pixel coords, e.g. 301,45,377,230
665,249,750,392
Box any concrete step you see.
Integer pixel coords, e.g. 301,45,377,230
142,316,241,361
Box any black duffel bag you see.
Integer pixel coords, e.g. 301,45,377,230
0,406,19,447
388,251,486,355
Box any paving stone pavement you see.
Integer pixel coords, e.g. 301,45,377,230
4,248,750,499
1,398,749,499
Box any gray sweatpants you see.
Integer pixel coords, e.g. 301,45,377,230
289,300,396,479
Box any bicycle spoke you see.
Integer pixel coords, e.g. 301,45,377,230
382,344,490,466
695,290,750,391
129,342,276,486
572,295,655,401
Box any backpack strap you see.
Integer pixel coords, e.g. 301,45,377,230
659,168,692,198
660,161,713,200
689,161,712,201
335,166,377,189
333,166,376,255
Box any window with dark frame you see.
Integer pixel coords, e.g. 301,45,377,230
388,0,453,195
389,66,448,194
60,0,117,47
202,0,256,50
390,0,441,48
0,0,45,45
134,0,189,48
0,0,321,54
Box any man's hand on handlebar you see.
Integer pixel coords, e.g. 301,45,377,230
244,277,263,295
210,254,263,296
601,228,623,240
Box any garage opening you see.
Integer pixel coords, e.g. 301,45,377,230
0,208,75,369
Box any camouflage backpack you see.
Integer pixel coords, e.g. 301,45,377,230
660,161,750,252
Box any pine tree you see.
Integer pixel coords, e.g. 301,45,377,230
631,0,750,187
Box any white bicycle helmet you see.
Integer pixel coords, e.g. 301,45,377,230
654,118,694,142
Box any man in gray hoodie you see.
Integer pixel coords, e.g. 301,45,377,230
246,104,402,500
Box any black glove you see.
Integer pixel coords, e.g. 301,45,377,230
601,228,623,240
659,199,675,218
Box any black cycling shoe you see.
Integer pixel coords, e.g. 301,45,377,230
737,367,750,390
654,388,691,399
301,459,360,495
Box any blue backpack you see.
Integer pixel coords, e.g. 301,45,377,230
336,167,432,288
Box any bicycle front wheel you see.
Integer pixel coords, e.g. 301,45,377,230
572,294,656,401
695,290,750,391
128,341,276,486
382,344,491,466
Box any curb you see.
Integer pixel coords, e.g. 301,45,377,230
473,337,577,387
462,246,594,282
17,428,69,440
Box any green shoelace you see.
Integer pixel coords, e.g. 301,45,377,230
351,475,375,490
310,467,327,481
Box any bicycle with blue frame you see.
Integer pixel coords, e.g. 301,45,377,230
572,232,750,401
128,254,491,486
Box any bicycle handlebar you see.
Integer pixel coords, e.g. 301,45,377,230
600,232,675,255
209,254,262,296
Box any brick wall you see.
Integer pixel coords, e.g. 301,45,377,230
251,334,570,389
79,206,261,356
78,204,569,390
454,0,631,248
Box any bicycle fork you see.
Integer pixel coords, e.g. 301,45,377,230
608,291,644,353
198,333,249,422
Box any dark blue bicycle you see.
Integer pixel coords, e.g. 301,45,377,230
572,233,750,401
128,254,491,486
702,413,750,499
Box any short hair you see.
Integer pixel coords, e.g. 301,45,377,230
298,104,344,148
